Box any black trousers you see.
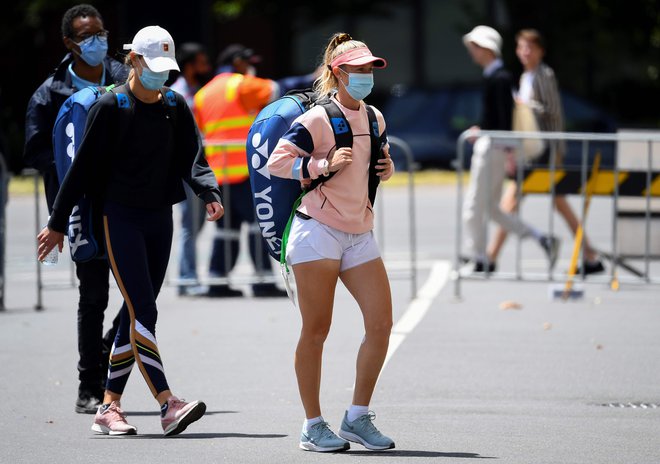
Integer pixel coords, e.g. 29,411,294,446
103,201,172,397
75,258,120,391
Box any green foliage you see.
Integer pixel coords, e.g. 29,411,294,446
213,0,250,21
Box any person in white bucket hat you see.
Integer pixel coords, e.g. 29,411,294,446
38,25,224,437
462,25,503,56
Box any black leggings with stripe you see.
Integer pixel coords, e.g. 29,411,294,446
103,201,172,398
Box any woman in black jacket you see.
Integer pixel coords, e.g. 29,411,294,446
37,26,223,437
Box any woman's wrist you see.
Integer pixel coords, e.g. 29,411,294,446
318,159,330,177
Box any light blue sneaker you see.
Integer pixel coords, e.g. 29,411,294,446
338,411,395,450
299,421,350,452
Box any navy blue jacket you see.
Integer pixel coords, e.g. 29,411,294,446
24,53,129,211
481,66,514,131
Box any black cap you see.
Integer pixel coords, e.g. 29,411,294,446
217,44,261,66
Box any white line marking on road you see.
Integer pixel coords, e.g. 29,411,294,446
383,260,451,372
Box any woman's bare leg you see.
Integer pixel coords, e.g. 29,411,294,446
553,196,598,261
292,259,341,419
339,258,393,406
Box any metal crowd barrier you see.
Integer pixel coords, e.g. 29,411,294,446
189,138,419,298
30,137,420,307
168,138,278,289
29,169,77,310
453,129,660,299
24,137,417,310
378,136,418,299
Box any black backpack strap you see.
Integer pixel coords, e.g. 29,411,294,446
307,99,353,191
109,85,179,142
159,86,178,127
111,84,132,109
318,98,353,149
365,105,384,206
108,84,178,127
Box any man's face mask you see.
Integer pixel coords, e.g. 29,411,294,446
137,59,169,90
338,67,374,101
74,34,108,67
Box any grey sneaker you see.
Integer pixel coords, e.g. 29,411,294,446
540,235,561,270
338,411,395,450
299,421,350,452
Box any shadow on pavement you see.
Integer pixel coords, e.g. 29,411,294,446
123,410,238,416
91,432,288,440
345,450,497,459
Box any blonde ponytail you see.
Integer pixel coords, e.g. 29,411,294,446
314,32,367,96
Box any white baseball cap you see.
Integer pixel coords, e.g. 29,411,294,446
463,25,502,56
123,26,180,72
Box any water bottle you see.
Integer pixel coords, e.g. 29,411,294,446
40,219,59,266
41,245,59,266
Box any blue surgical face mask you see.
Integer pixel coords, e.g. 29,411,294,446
138,61,169,90
75,35,108,67
339,68,374,101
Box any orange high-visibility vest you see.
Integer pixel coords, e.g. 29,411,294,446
194,73,255,185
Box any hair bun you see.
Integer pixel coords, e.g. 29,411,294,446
331,32,353,49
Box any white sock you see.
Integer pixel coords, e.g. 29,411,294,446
347,405,369,422
303,416,324,433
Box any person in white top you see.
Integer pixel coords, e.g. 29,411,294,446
487,29,604,275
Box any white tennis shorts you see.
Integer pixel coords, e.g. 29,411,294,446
286,215,380,272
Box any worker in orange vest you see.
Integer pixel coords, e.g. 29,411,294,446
194,44,314,297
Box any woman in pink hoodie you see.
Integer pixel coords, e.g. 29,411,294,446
267,33,395,453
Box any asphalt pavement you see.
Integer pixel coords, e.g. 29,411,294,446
1,176,658,464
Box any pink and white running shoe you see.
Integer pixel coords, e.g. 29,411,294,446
91,401,137,436
161,396,206,436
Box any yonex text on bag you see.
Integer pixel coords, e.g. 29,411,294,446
53,85,115,262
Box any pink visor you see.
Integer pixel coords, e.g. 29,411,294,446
330,46,387,69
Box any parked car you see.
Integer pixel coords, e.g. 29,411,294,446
383,84,617,170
